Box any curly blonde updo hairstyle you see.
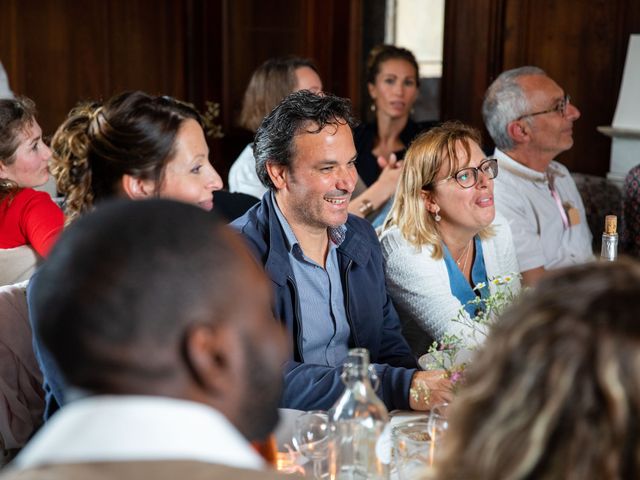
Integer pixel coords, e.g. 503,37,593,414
51,91,202,224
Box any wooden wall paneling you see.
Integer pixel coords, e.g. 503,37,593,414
359,0,386,122
0,0,364,182
0,0,19,89
304,0,334,87
440,0,505,130
218,0,309,178
303,0,362,106
107,0,188,98
346,0,364,115
13,0,111,136
183,0,225,177
224,0,306,129
0,0,191,137
502,0,634,176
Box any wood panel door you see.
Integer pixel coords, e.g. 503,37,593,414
0,0,363,182
193,0,363,179
441,0,640,176
0,0,189,138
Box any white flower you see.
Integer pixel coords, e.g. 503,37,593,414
425,273,522,377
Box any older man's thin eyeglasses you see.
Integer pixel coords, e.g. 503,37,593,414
516,94,571,121
426,158,499,190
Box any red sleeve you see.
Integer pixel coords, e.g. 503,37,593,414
19,191,64,257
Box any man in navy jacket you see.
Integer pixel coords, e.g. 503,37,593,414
231,91,450,411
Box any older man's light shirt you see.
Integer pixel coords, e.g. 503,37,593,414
493,148,594,271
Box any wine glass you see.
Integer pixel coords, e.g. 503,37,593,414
427,403,449,465
393,419,433,479
292,410,330,479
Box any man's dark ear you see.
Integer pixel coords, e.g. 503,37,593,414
183,323,236,395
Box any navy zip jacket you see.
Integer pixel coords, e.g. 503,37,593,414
230,193,418,411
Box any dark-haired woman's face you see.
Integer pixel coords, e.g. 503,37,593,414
159,119,223,211
368,59,419,120
0,120,51,188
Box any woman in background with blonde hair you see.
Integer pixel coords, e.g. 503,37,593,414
228,55,322,199
379,122,519,356
435,260,640,480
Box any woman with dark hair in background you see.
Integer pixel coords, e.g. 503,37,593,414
0,97,63,281
350,45,437,223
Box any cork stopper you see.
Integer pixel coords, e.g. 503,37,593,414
604,215,617,235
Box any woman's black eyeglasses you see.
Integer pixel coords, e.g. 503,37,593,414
426,158,499,189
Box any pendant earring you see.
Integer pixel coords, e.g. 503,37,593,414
370,103,376,112
434,206,441,222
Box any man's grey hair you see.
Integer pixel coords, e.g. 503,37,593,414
482,66,546,150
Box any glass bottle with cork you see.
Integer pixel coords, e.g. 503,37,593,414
601,215,618,261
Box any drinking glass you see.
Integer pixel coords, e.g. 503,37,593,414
392,419,433,479
292,410,330,479
427,403,450,465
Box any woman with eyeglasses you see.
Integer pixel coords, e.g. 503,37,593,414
379,121,520,356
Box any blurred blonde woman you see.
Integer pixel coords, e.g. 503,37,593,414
435,260,640,480
228,56,322,199
380,122,519,356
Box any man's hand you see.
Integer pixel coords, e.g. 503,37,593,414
409,370,453,411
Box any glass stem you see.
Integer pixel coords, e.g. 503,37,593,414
313,458,322,479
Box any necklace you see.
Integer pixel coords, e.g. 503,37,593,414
455,240,472,271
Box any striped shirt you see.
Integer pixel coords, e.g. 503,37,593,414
272,193,350,366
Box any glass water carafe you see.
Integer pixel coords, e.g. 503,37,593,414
329,348,389,479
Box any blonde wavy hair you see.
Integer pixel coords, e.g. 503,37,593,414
382,121,491,259
435,259,640,480
239,56,318,133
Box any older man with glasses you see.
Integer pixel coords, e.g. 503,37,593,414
482,66,593,286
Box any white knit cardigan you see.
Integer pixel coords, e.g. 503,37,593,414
379,214,521,355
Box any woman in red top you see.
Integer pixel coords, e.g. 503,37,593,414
0,97,63,257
